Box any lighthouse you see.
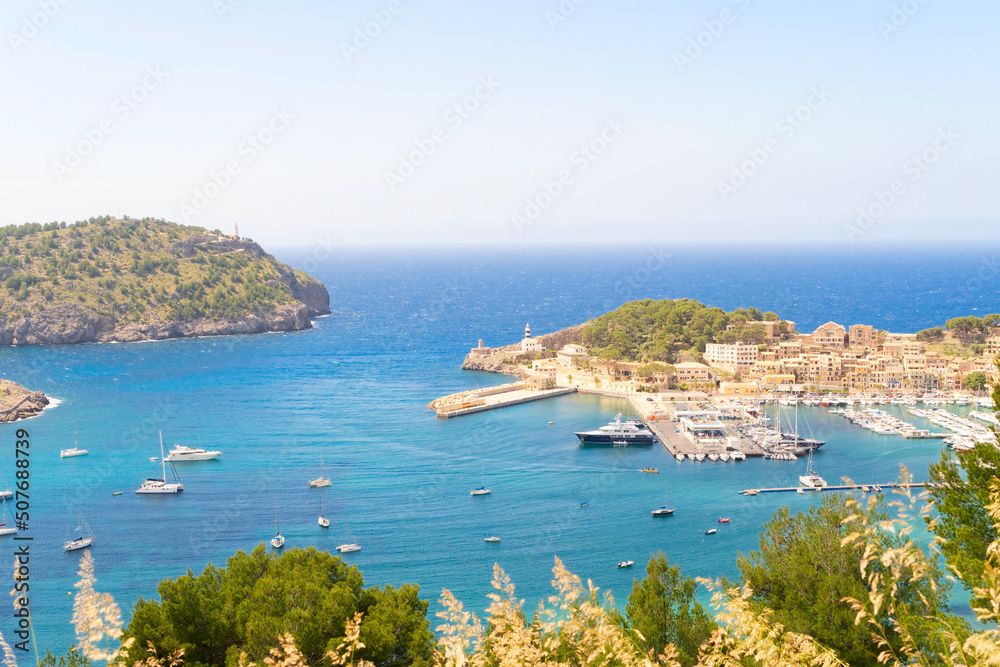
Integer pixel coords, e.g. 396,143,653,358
521,323,542,353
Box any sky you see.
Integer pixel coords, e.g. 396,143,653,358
1,0,997,248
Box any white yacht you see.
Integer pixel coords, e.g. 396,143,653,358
271,500,284,548
798,448,826,488
0,503,15,536
165,445,221,462
60,448,89,458
471,466,491,495
575,413,655,445
309,457,332,487
484,536,501,543
318,487,330,528
136,432,183,494
64,511,94,551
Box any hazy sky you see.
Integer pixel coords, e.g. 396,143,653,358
1,0,997,248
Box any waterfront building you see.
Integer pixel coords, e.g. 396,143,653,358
674,361,711,383
811,322,848,348
883,340,923,358
704,342,759,373
556,343,588,367
985,335,1000,357
849,324,879,351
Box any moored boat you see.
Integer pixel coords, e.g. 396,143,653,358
165,445,221,462
575,413,655,446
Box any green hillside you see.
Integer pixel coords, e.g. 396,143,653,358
581,298,788,363
0,216,327,340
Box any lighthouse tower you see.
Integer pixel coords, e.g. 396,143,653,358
521,322,542,353
234,223,239,240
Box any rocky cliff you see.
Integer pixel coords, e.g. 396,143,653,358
0,379,49,422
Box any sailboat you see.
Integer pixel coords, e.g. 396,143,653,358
318,487,330,528
0,502,16,536
798,446,827,488
136,431,183,494
271,499,285,548
470,466,491,496
64,511,94,551
336,522,360,553
309,457,331,488
651,481,675,516
61,432,88,458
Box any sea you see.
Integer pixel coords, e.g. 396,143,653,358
2,242,999,653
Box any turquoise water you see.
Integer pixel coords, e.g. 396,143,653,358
1,245,998,652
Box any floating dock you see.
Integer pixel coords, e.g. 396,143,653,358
740,482,928,495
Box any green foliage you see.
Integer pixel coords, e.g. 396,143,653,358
0,217,321,328
123,545,434,667
624,552,715,666
582,299,777,363
917,327,945,342
40,648,92,667
946,316,989,342
927,368,1000,606
964,371,989,390
737,493,955,667
635,362,674,379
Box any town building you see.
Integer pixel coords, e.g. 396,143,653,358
704,342,759,373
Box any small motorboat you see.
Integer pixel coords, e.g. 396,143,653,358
111,491,122,496
580,501,590,507
484,536,501,543
705,528,718,535
617,560,634,568
717,517,731,523
641,467,659,473
675,454,684,462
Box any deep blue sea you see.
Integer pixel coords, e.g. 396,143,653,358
2,243,1000,654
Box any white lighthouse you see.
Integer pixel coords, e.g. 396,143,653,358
521,322,543,353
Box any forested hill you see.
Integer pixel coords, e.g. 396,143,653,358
0,216,330,345
581,298,788,363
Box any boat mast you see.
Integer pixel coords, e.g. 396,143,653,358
159,431,167,481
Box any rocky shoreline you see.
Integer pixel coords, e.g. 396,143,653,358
0,379,49,423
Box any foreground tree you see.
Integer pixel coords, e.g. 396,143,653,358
928,361,1000,605
624,553,716,666
123,545,433,667
737,493,955,666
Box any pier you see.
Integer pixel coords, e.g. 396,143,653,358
430,382,576,418
740,482,928,496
